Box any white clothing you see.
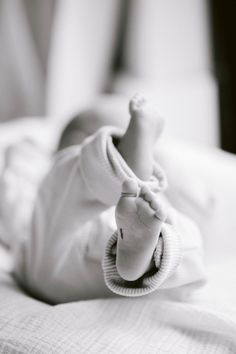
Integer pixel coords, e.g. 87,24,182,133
1,126,206,303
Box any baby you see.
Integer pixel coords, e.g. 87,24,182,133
1,94,206,303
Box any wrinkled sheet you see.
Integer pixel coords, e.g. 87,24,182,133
0,261,236,353
1,121,236,353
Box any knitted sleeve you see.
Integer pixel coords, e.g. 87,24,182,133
103,223,182,296
103,211,206,297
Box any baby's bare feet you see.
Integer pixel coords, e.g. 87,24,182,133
116,179,167,281
117,94,164,180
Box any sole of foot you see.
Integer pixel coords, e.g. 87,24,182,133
116,178,167,281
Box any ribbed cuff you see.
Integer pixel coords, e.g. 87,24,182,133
103,223,182,297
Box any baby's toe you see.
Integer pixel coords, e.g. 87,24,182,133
141,187,150,200
129,93,147,114
154,201,167,222
121,178,139,196
136,198,155,226
150,198,160,210
140,186,154,202
150,197,166,220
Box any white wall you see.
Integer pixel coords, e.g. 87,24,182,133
0,0,121,126
0,0,45,121
113,0,219,146
46,0,121,124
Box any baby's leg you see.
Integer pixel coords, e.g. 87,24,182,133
116,95,166,280
12,94,166,302
117,94,164,180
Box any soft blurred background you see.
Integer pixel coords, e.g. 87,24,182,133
1,4,236,348
0,0,235,152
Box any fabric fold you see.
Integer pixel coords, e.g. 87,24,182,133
80,126,167,207
103,222,181,296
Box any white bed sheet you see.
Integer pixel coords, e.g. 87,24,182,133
0,262,236,353
0,120,236,353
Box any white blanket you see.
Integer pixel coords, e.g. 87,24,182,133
0,121,236,353
0,263,236,353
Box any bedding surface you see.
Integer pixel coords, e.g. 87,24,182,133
0,260,236,353
1,120,236,353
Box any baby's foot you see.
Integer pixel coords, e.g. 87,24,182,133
116,179,167,281
117,94,164,180
128,93,164,137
